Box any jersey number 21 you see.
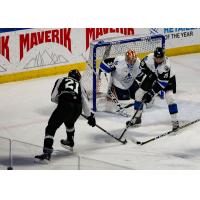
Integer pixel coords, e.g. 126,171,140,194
65,79,79,94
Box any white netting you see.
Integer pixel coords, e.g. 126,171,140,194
81,34,165,113
88,35,164,66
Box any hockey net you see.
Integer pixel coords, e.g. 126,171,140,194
81,34,165,115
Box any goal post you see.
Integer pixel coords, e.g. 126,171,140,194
82,34,165,112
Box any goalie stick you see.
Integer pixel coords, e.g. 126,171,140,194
107,89,132,117
134,118,200,145
81,114,127,144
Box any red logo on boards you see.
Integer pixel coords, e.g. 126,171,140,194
0,35,10,61
86,28,135,50
19,28,72,60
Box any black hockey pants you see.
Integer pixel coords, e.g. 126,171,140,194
43,95,82,152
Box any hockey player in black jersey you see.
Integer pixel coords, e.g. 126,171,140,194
126,47,179,131
35,69,96,164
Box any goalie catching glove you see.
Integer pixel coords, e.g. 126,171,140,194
87,113,96,127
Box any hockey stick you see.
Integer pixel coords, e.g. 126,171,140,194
118,104,144,142
123,102,135,109
136,118,200,145
115,101,135,112
81,114,127,144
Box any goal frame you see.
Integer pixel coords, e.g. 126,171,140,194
90,34,166,111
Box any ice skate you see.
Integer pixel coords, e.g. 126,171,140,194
34,153,51,164
60,139,74,151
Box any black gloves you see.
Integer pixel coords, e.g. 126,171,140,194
87,113,96,127
110,65,116,72
142,90,155,103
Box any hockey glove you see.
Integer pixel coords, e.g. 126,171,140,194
87,113,96,127
148,71,157,82
142,90,155,103
110,65,116,72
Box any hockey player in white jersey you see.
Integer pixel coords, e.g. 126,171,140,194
100,50,141,101
35,69,96,163
126,47,179,131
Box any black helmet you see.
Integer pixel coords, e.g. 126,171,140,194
154,47,165,58
68,69,81,81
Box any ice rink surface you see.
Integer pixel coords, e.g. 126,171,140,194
0,53,200,170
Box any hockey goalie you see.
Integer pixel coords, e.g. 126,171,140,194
97,49,142,117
